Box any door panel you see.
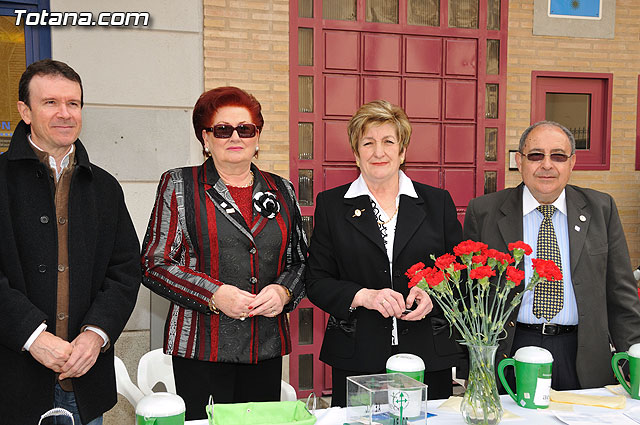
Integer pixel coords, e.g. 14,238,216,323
445,39,478,76
405,78,441,119
407,123,440,163
324,120,352,161
444,168,476,207
405,36,442,74
325,74,359,116
363,33,401,72
325,167,359,189
363,76,401,105
445,79,477,120
325,30,359,71
444,124,476,164
404,168,440,187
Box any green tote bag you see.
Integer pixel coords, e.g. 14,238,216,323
207,400,316,425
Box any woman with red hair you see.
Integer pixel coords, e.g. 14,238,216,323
141,87,306,419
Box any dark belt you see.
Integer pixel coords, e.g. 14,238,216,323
517,322,577,336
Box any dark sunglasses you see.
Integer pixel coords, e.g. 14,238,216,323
205,123,257,138
520,152,573,163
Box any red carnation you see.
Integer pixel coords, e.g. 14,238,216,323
506,266,525,286
472,254,487,265
452,263,466,271
424,267,446,288
405,262,426,278
486,249,502,260
435,254,456,270
469,265,496,280
498,252,514,265
508,241,533,256
408,271,425,288
532,258,563,281
454,240,488,257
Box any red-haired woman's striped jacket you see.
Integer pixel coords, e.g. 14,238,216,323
141,159,307,363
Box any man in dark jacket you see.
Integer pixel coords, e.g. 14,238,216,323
0,59,141,424
464,121,640,391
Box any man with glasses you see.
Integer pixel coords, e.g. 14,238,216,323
0,59,140,423
464,120,640,390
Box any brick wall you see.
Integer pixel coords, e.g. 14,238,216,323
506,0,640,267
203,0,290,177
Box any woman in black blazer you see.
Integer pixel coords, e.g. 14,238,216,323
305,100,463,406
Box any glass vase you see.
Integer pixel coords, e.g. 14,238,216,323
461,343,503,425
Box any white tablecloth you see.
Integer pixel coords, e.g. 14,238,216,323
187,387,640,425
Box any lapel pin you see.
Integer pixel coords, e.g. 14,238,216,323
574,225,581,232
579,215,586,222
226,208,235,214
221,202,228,208
353,209,364,217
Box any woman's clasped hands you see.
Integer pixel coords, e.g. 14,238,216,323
351,287,433,321
212,283,290,320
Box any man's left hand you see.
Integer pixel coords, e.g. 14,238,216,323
59,330,103,380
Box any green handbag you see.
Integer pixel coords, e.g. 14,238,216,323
206,399,316,425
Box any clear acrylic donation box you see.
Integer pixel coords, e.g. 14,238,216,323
346,373,428,425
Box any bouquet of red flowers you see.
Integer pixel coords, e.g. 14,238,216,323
406,240,562,424
405,240,562,346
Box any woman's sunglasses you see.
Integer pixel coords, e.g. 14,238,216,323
520,152,573,163
205,123,257,138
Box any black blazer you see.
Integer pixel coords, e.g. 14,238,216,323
0,121,141,423
305,180,463,373
464,183,640,388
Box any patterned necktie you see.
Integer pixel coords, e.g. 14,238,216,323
533,204,564,320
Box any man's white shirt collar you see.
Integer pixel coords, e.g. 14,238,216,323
522,185,567,216
28,134,74,181
344,170,418,199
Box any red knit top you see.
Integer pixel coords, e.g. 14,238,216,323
227,185,254,225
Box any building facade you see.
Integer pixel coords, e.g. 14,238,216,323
1,0,638,421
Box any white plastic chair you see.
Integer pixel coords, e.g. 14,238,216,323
137,348,297,401
114,355,145,406
452,366,466,387
280,380,297,401
137,348,176,395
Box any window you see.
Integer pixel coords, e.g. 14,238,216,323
531,71,612,170
0,15,25,154
0,1,52,154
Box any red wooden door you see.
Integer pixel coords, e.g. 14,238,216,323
289,0,508,399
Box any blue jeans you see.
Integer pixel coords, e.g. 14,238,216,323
52,383,103,425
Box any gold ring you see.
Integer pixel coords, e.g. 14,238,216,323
381,300,386,305
422,315,426,320
271,309,276,315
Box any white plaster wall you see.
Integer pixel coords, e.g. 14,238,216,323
50,0,204,337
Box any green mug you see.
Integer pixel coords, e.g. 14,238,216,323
136,392,186,425
386,353,425,383
611,343,640,400
498,346,553,409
